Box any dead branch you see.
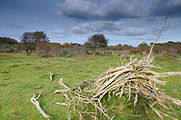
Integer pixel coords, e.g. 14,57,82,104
147,12,174,61
59,78,70,89
31,91,51,120
154,72,181,78
50,72,55,81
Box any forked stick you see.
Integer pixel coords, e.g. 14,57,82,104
31,91,51,120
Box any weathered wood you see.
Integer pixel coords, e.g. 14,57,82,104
31,92,51,120
50,72,54,81
154,72,181,78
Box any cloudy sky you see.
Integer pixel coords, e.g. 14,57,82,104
0,0,181,46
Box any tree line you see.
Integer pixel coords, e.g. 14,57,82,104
0,31,108,56
0,31,181,59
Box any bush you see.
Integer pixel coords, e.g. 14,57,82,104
130,48,140,54
138,43,150,54
58,47,88,57
0,37,17,45
87,34,108,47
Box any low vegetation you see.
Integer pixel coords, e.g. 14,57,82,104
1,34,181,58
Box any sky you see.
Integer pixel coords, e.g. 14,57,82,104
0,0,181,46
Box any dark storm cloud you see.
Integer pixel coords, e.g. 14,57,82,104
55,0,97,19
149,0,181,17
56,0,147,20
56,0,181,20
55,0,181,37
95,0,147,20
5,24,25,29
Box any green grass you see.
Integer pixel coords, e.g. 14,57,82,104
0,53,181,120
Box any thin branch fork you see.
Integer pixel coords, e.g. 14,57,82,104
31,91,51,120
50,72,55,81
147,12,174,61
59,78,70,89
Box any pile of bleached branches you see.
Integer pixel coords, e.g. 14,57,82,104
52,56,181,120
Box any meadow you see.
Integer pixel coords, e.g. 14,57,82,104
0,53,181,120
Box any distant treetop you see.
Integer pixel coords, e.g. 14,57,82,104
87,34,108,48
0,37,17,45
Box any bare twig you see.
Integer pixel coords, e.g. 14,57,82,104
147,12,174,61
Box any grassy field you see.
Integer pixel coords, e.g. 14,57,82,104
0,53,181,120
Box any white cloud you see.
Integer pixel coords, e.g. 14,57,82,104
71,20,123,34
120,27,148,36
71,20,148,36
52,29,68,38
53,29,65,35
149,0,181,16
